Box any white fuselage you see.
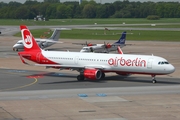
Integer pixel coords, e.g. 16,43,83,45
13,39,55,51
80,44,125,53
40,50,175,75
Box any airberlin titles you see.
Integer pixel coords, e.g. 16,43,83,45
108,57,146,67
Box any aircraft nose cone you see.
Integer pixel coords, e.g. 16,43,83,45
13,45,17,50
168,64,175,73
13,44,16,48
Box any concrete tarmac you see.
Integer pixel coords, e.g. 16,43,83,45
0,68,180,92
0,34,180,120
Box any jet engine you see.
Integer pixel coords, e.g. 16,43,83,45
41,42,48,48
83,69,102,80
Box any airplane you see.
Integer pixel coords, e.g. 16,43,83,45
18,25,175,83
13,28,62,51
78,31,127,53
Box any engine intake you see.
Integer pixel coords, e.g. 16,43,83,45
41,42,48,47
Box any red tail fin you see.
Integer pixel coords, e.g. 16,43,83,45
20,25,41,52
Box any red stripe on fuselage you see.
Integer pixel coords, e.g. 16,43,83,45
18,51,58,64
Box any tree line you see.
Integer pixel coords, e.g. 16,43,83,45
0,0,180,19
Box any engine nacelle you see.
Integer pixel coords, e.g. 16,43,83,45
84,69,102,80
41,42,48,47
116,72,131,76
106,43,111,48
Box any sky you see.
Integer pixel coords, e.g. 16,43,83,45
0,0,179,3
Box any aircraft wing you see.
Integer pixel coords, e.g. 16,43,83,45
35,64,106,70
72,42,97,46
112,43,132,46
111,44,126,47
112,43,125,46
38,39,63,43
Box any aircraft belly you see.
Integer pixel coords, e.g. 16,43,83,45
111,66,154,74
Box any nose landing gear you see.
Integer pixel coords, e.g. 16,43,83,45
151,75,156,83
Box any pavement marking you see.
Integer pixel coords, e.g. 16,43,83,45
8,70,27,73
0,78,38,92
79,110,96,112
81,96,128,103
93,118,127,120
0,70,38,91
78,94,88,97
96,93,107,97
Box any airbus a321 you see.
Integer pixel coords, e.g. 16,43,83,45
18,25,175,83
13,28,62,51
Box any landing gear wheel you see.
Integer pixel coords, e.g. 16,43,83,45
77,75,84,81
151,75,157,84
152,79,156,84
14,48,18,51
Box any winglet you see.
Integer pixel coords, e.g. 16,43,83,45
117,46,123,54
20,25,28,30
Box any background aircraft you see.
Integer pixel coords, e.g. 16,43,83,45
79,31,127,53
13,28,62,51
18,25,175,83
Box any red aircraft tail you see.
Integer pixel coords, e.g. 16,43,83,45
20,25,41,52
18,25,41,64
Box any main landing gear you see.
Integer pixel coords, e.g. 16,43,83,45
13,48,18,51
77,75,84,81
151,75,157,84
101,72,105,79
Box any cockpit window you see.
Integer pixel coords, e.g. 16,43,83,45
158,61,169,65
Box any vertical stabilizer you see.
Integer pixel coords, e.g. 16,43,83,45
20,25,41,52
114,31,126,44
48,29,61,41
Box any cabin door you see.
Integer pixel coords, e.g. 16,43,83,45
74,56,79,64
147,58,153,69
